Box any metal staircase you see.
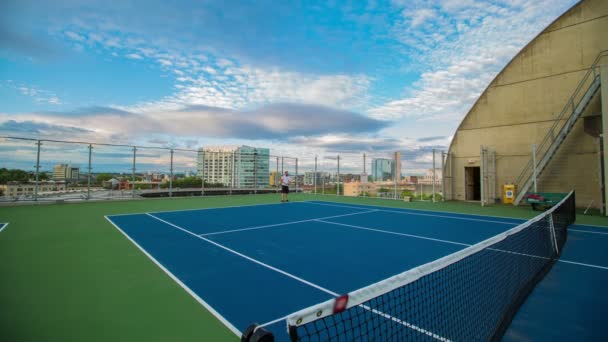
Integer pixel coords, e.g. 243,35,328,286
513,50,607,205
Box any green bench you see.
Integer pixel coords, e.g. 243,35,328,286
525,192,568,211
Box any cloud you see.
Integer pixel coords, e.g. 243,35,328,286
416,136,449,142
0,120,92,135
0,103,387,142
290,135,403,153
373,0,576,122
64,31,85,42
126,53,143,60
5,81,62,105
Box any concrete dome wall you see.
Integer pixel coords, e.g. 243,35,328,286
447,0,608,207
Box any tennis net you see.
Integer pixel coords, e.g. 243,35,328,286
285,191,575,342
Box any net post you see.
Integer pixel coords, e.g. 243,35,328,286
131,146,137,198
87,144,93,200
169,149,174,198
548,213,559,254
34,140,41,202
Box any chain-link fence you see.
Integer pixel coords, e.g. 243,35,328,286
297,150,446,202
0,136,447,203
0,137,302,203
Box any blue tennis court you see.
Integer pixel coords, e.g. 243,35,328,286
105,199,605,341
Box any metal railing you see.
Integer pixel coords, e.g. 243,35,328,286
0,136,445,204
513,50,607,204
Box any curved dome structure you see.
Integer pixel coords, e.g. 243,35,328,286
445,0,608,210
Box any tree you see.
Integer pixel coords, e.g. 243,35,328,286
401,189,413,198
95,173,114,184
0,168,30,184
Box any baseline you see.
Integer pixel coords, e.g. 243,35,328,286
109,200,310,218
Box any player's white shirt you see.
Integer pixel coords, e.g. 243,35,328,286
281,175,291,186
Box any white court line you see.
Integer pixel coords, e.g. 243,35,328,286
199,210,378,237
104,216,242,337
315,219,608,271
570,223,608,229
146,213,448,341
0,223,8,233
316,220,470,247
305,202,519,226
109,200,311,217
570,229,608,236
146,213,339,297
305,198,530,221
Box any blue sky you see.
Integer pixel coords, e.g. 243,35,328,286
0,0,577,173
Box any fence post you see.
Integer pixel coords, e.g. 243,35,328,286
132,146,137,198
432,149,436,203
314,155,317,195
87,144,92,200
34,140,41,202
441,151,445,202
275,157,279,192
295,158,298,194
230,151,234,195
169,149,174,197
201,150,207,196
337,155,340,196
254,150,258,194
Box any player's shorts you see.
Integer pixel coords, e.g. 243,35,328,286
281,185,289,194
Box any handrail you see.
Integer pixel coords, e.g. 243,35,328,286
513,50,608,189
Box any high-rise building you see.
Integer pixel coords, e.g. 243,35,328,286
393,151,402,181
197,146,236,186
197,145,269,188
53,164,79,182
371,158,393,181
234,146,269,188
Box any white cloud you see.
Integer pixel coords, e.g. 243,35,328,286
7,81,62,106
406,8,436,28
372,0,575,122
64,31,85,42
125,53,143,60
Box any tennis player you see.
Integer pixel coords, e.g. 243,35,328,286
280,171,291,202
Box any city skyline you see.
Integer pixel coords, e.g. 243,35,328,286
1,1,577,174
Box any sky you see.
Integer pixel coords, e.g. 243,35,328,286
0,0,578,174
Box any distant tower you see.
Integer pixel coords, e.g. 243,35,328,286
361,153,368,183
394,151,401,181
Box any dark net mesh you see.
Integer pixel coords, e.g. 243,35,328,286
288,192,575,342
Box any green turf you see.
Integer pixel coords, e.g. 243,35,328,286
0,193,605,341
